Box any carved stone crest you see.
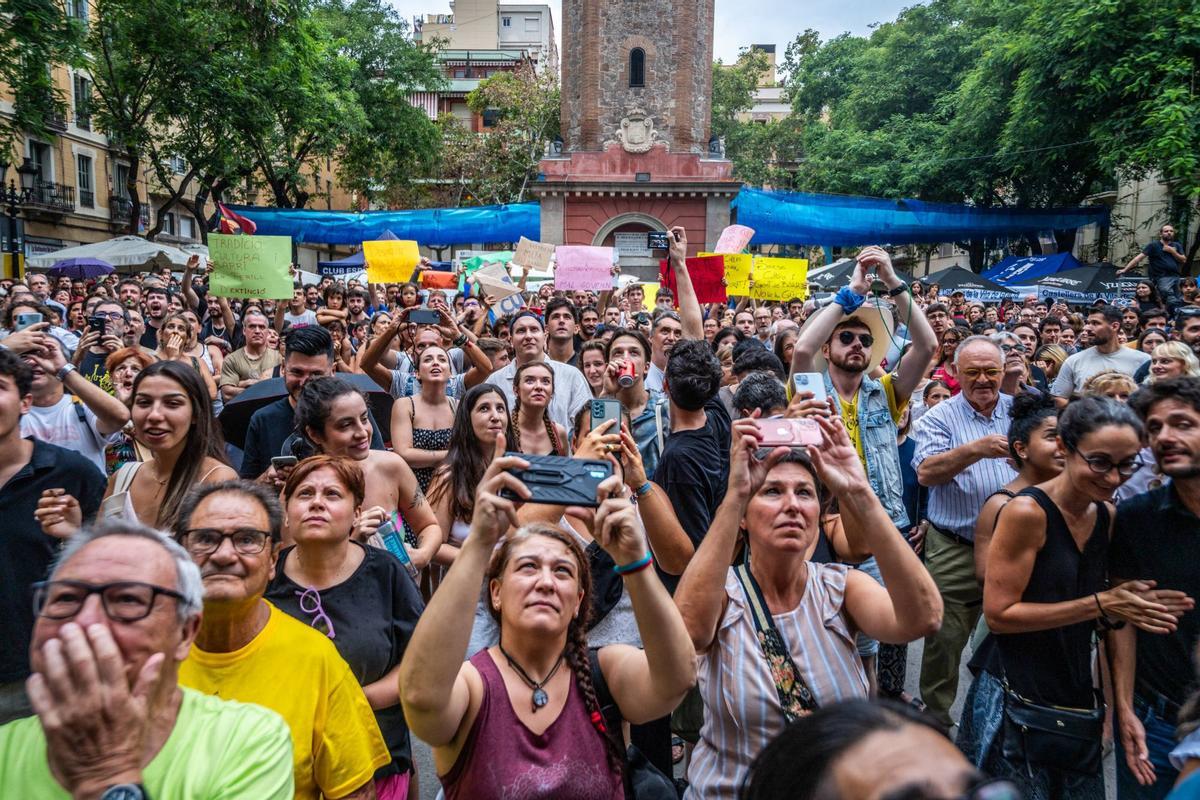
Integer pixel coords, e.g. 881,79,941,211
615,107,659,153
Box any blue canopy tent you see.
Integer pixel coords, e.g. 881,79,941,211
982,252,1084,287
732,188,1110,246
228,202,540,247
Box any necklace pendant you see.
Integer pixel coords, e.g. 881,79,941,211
532,687,549,711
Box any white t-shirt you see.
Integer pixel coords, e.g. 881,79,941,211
20,395,117,472
1051,346,1151,396
282,309,318,328
645,362,666,393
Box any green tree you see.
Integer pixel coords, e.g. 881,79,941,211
0,0,83,160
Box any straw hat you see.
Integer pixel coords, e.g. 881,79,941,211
810,299,897,374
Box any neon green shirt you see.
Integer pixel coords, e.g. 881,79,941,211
0,687,294,799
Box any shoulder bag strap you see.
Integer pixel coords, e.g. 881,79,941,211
733,561,819,724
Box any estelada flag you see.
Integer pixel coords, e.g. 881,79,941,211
217,203,257,235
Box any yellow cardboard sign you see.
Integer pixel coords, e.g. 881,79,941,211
643,283,659,312
750,256,808,301
703,251,751,296
364,239,420,283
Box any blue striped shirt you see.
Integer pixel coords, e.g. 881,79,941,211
911,392,1017,541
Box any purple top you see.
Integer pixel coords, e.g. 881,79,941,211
441,649,624,800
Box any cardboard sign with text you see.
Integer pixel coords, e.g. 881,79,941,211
208,234,293,299
461,251,513,291
714,224,755,254
703,251,751,296
554,245,615,291
364,240,421,283
657,255,728,305
472,262,522,300
512,237,555,270
750,256,808,301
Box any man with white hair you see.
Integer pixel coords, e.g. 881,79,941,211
0,521,295,799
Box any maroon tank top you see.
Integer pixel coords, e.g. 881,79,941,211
441,648,624,800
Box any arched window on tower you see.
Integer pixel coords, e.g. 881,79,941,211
629,48,645,88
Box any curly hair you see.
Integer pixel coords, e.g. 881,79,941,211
485,523,624,779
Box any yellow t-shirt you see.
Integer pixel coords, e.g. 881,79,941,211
179,601,389,800
0,687,294,799
837,372,908,465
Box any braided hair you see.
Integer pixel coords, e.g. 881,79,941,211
511,361,562,455
485,524,625,779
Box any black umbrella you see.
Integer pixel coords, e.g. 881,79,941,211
922,265,1015,302
219,372,394,449
807,258,914,290
1033,264,1139,303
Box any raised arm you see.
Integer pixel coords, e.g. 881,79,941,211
587,476,697,723
668,226,704,340
359,314,405,392
790,261,872,377
46,354,129,436
617,425,693,574
399,443,529,748
181,256,201,312
1119,251,1147,275
862,247,936,402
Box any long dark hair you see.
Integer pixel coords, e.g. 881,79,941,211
131,360,228,527
428,383,514,525
485,523,623,778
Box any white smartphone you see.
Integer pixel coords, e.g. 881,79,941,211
792,372,827,404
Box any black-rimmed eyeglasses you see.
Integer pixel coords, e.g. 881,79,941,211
1077,451,1144,478
178,528,272,556
33,580,185,623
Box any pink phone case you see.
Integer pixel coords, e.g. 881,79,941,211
754,418,822,447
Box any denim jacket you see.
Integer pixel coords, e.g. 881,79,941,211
824,372,909,529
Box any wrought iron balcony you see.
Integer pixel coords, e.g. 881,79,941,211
108,195,149,231
79,189,95,208
23,181,74,214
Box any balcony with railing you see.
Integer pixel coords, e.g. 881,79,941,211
108,195,149,231
79,189,95,208
23,181,75,215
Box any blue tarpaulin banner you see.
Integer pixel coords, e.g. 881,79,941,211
982,252,1084,285
228,203,540,247
732,188,1109,246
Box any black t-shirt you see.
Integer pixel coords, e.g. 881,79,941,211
1143,240,1182,279
139,322,159,350
239,397,387,479
0,440,106,682
1111,484,1200,710
200,319,244,352
78,349,111,388
266,543,424,776
652,394,732,593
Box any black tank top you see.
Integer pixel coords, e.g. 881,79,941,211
994,486,1109,707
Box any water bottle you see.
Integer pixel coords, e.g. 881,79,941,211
378,516,420,581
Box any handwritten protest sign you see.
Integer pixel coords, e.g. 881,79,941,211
750,256,808,301
473,262,521,300
685,255,728,304
513,237,555,270
714,224,755,254
421,270,457,289
208,234,292,299
704,252,751,295
461,251,513,291
554,246,615,291
364,239,420,283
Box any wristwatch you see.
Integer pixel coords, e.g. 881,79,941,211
55,363,77,382
100,785,148,800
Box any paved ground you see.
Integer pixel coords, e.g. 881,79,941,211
410,636,1116,799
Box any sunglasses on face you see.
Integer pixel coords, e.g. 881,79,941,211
837,330,874,347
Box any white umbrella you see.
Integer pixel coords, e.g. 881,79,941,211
27,235,195,272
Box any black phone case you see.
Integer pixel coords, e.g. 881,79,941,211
500,453,613,508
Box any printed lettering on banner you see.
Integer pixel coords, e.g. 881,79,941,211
364,240,421,283
714,224,755,254
209,234,293,299
512,237,555,270
750,256,808,301
554,245,615,291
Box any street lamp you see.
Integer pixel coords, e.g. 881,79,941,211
0,158,37,277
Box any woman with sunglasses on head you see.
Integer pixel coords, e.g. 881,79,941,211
982,397,1192,799
268,455,425,800
399,437,696,800
295,377,443,572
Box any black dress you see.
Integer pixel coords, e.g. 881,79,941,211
266,542,425,778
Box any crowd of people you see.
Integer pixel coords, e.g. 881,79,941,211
1,225,1199,800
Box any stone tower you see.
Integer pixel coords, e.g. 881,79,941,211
560,0,716,155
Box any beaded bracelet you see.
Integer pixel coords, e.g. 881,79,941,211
613,552,653,576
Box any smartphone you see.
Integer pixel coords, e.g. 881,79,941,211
87,315,107,336
271,455,298,470
589,398,622,432
14,312,43,331
647,231,670,250
754,418,823,448
792,372,827,405
408,308,440,325
376,517,419,580
499,453,614,508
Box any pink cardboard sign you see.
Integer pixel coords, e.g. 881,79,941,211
554,245,614,291
714,224,755,255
